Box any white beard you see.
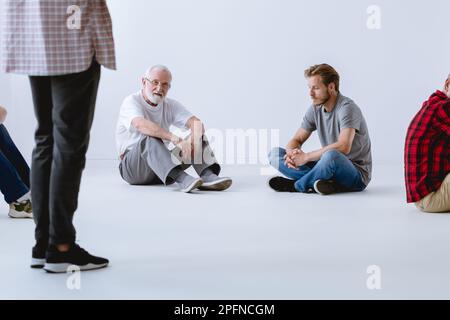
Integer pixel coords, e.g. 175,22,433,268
149,94,163,105
144,88,163,105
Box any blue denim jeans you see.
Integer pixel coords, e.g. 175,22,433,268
0,124,30,204
268,147,366,193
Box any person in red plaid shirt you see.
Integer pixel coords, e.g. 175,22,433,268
1,0,116,273
404,75,450,213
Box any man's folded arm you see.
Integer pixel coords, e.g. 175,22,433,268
131,117,180,144
286,128,312,150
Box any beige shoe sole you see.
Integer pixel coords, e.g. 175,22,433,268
198,178,232,191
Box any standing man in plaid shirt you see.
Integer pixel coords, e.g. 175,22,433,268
1,0,116,273
404,75,450,213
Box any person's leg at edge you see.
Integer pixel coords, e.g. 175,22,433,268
0,124,31,188
0,149,29,205
416,173,450,213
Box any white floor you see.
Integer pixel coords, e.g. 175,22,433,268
1,161,449,300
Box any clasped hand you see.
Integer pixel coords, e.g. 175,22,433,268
284,148,309,170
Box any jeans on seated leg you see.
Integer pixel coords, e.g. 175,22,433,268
268,147,366,193
0,125,30,203
295,150,366,192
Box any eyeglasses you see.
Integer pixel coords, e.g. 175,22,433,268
145,78,171,90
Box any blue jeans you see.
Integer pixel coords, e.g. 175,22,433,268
268,147,366,193
0,124,30,204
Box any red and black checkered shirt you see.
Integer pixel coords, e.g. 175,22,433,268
405,90,450,203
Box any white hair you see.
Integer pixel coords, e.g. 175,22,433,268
144,65,172,81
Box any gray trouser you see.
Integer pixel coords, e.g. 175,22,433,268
119,136,220,185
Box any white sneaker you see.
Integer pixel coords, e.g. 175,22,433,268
198,177,233,191
8,199,33,219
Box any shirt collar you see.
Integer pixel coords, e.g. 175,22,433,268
434,90,448,100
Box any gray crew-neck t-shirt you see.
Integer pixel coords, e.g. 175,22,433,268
300,94,372,186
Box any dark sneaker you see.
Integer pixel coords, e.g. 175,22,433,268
313,180,346,195
31,243,47,269
268,177,297,192
44,244,109,273
9,199,33,219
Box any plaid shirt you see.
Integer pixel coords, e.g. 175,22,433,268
1,0,116,76
404,90,450,203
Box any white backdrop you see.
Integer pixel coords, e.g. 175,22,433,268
0,0,449,164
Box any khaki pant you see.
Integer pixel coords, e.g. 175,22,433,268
415,174,450,213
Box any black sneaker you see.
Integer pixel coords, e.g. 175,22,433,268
31,243,47,269
44,244,109,273
313,180,346,195
268,177,297,192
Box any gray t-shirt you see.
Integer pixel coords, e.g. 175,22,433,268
300,94,372,186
